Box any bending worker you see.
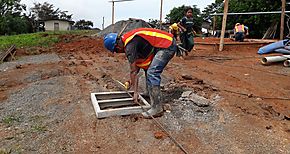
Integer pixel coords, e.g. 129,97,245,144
234,23,249,42
103,28,177,118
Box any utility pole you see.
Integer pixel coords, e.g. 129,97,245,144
102,17,105,30
280,0,286,40
109,0,135,25
219,0,229,52
159,0,163,29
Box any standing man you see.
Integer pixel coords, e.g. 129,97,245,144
103,28,177,118
234,23,249,42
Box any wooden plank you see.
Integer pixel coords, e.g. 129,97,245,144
93,91,133,100
90,91,151,118
0,45,16,62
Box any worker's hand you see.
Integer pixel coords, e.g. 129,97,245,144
124,81,131,90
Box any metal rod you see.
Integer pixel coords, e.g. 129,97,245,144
211,11,290,16
113,78,189,154
159,0,163,29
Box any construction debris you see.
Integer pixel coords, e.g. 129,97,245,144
0,45,16,62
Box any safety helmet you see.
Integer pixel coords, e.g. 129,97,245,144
104,33,118,52
171,23,178,31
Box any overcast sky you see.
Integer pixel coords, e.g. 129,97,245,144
21,0,215,29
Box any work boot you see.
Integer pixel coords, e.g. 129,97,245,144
142,86,163,118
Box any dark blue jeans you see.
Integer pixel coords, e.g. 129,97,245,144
146,49,175,86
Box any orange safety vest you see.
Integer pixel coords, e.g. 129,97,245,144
235,25,245,33
122,28,174,69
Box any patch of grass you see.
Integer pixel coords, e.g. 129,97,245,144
31,124,47,132
2,116,20,125
0,30,97,51
0,32,59,50
0,149,10,154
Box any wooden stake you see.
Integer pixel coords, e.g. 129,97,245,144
280,0,286,40
219,0,229,51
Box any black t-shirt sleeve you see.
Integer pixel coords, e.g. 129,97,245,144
125,36,154,64
125,41,137,64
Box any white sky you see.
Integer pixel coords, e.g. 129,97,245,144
20,0,215,29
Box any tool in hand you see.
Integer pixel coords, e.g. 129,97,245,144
113,78,189,154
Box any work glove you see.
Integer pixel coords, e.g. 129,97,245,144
124,81,131,90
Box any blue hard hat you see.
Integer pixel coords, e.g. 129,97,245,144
104,33,118,52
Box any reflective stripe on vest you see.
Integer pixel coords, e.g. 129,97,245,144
122,28,173,48
135,54,154,70
235,25,245,33
122,28,174,70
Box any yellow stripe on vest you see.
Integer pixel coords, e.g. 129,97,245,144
124,31,173,46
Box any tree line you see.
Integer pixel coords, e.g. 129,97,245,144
2,0,289,38
165,0,290,38
0,0,94,35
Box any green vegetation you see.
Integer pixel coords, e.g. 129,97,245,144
2,115,20,125
0,30,96,51
31,124,47,132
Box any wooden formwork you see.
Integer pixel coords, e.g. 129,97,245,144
91,91,151,118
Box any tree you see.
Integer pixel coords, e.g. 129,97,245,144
30,2,72,21
74,20,93,30
165,5,203,32
204,0,290,38
29,2,73,32
0,0,29,35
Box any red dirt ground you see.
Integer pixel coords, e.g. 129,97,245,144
0,35,289,153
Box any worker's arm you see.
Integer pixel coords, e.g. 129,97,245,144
129,62,140,102
177,22,186,32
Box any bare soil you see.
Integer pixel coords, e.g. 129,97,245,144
0,35,289,153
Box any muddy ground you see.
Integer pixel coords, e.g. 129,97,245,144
0,34,289,153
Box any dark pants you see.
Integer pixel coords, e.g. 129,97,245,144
235,32,244,42
180,32,194,51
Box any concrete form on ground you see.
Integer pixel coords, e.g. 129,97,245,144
91,91,151,118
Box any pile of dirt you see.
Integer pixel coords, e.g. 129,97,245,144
98,18,151,37
54,35,106,55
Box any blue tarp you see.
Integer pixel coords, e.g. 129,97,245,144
258,39,290,54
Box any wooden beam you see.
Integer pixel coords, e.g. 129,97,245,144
280,0,286,40
213,16,216,35
219,0,229,51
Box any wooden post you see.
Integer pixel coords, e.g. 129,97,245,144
219,0,229,51
280,0,286,40
159,0,163,29
213,16,216,36
112,1,115,24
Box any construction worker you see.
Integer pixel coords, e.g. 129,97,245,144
169,23,179,41
178,6,196,53
103,28,177,118
234,23,249,42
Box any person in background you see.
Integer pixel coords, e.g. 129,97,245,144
178,6,196,53
234,23,249,42
103,28,177,118
169,23,180,41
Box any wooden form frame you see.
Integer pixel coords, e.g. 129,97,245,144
0,45,16,62
91,91,151,118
